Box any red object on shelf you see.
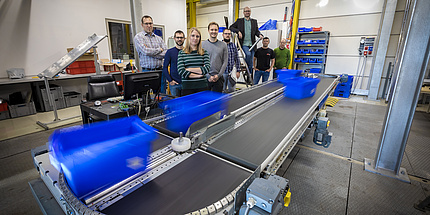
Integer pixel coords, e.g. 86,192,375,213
67,60,94,68
66,67,96,75
368,51,372,55
312,27,322,31
364,46,368,50
66,60,96,75
0,102,8,112
364,51,368,56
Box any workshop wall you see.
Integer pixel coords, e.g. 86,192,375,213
195,0,406,94
0,0,186,79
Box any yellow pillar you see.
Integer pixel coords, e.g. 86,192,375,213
187,0,199,29
289,0,301,69
235,0,239,21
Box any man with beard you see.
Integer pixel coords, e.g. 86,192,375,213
253,37,275,85
202,22,228,92
222,28,240,93
162,30,185,96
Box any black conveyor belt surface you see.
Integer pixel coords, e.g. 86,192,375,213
154,82,283,133
207,77,336,170
101,151,250,215
151,134,172,152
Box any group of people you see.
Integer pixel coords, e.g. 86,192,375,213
133,7,291,97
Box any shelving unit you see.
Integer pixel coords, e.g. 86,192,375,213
293,31,330,74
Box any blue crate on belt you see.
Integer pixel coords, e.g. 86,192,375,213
48,116,157,199
276,69,302,81
160,91,230,133
279,77,321,100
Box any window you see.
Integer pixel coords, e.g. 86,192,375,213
106,19,135,60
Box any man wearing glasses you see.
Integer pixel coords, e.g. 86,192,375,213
133,15,168,72
162,30,185,96
230,7,264,78
222,28,240,93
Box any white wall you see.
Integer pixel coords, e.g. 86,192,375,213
195,0,406,92
141,0,187,39
0,0,187,78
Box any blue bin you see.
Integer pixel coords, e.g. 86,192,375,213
295,49,302,54
316,49,324,54
161,91,230,133
310,68,322,73
302,49,310,54
280,77,321,100
310,49,318,54
298,27,306,32
317,58,323,63
294,58,302,63
309,58,317,63
49,116,157,199
304,27,313,32
318,40,326,44
297,40,305,45
302,58,310,63
276,69,302,81
310,40,318,44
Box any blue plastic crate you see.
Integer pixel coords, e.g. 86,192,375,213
334,90,351,98
335,85,352,93
161,91,230,133
310,40,318,44
338,82,352,89
316,49,324,54
318,40,326,44
297,40,305,45
298,27,306,32
304,27,313,32
309,58,317,63
295,49,302,54
302,58,310,63
310,49,318,54
276,69,302,81
294,58,302,63
310,68,322,73
280,77,321,100
316,58,323,63
49,116,157,199
302,49,310,54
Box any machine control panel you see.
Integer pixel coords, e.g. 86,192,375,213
359,37,375,56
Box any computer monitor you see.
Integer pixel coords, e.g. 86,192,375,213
123,71,162,100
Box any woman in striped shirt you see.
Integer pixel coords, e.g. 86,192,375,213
177,27,210,96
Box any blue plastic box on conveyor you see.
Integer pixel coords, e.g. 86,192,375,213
280,77,321,100
48,116,157,199
276,69,302,80
160,91,230,133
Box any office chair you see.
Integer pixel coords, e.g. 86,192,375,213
87,74,120,101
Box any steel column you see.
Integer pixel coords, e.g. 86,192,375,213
364,0,430,183
368,0,398,100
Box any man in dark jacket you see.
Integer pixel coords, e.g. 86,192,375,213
230,6,263,77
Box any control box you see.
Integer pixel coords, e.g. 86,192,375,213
359,37,375,56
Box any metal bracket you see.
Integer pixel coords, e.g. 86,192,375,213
364,158,410,183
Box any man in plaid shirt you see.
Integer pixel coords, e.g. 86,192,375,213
134,15,168,92
222,28,241,93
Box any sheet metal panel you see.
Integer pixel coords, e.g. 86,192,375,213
101,151,250,215
207,78,336,170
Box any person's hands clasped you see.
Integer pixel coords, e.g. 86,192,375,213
170,80,178,85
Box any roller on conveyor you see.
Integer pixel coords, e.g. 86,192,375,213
30,74,338,215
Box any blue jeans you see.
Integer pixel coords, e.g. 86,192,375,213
222,73,236,93
169,83,182,97
253,70,270,85
242,46,255,75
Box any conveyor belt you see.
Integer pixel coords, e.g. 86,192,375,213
151,133,173,152
101,151,251,215
207,77,336,170
154,82,284,133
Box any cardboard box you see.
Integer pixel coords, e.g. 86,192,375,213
67,48,99,62
100,59,125,72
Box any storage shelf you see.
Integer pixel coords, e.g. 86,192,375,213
293,31,330,74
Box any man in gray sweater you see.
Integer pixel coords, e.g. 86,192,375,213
202,22,228,92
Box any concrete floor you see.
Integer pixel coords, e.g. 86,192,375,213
0,97,429,214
